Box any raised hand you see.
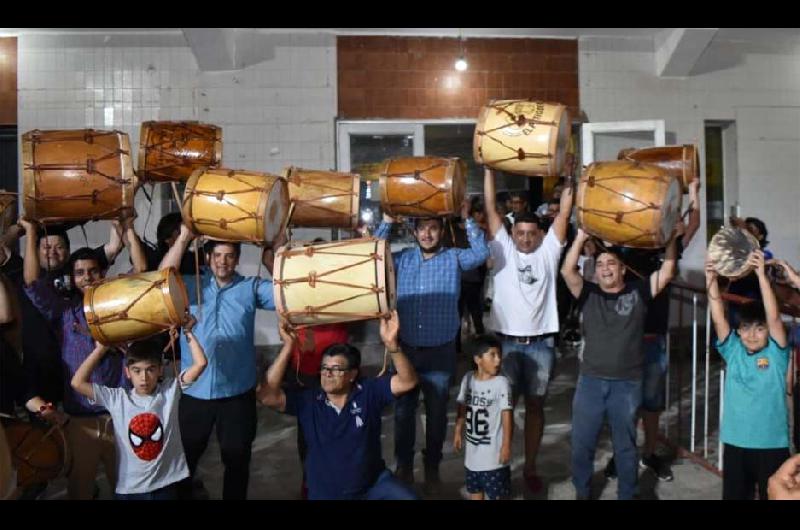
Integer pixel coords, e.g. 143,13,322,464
705,254,718,281
748,249,766,277
380,310,400,351
277,317,296,346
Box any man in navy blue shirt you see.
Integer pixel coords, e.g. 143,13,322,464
259,311,419,500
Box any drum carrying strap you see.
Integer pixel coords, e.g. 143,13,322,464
382,161,452,216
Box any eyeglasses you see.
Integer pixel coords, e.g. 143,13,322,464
320,365,349,376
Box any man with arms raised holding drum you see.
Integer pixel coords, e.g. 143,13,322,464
376,200,489,493
19,217,147,499
159,223,277,500
561,229,678,500
483,167,574,494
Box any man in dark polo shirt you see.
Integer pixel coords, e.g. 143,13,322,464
259,311,419,500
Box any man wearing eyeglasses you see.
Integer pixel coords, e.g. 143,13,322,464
258,311,419,500
483,167,574,494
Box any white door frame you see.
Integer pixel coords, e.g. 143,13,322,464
336,121,425,172
581,119,666,166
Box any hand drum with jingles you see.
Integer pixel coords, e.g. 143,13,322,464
707,226,761,280
83,268,189,345
1,418,70,490
576,160,682,249
137,121,223,182
284,166,360,229
618,144,699,192
273,238,395,327
22,129,137,224
182,168,290,246
379,157,465,217
473,99,571,177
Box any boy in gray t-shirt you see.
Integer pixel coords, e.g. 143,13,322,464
71,320,207,499
454,335,513,500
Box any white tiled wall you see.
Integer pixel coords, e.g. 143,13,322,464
17,31,338,344
580,37,800,278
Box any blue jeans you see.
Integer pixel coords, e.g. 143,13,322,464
642,335,667,412
361,469,418,500
500,335,556,398
571,374,642,500
115,483,178,500
394,341,454,470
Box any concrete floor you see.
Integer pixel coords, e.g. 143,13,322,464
39,328,722,500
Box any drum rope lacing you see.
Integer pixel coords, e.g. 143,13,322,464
576,173,672,247
4,420,69,486
475,101,558,166
382,161,453,216
141,123,220,180
288,171,359,221
274,240,390,324
183,173,271,244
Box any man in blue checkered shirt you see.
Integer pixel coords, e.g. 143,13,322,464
374,200,489,493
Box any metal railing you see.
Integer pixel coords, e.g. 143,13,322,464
663,281,799,473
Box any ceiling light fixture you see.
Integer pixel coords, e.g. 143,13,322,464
454,29,467,71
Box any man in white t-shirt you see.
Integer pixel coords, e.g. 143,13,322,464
483,167,574,493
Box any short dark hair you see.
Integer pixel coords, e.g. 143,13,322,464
37,225,70,250
513,212,543,229
744,217,769,248
548,198,560,206
413,217,444,230
126,337,164,367
321,343,361,371
156,213,183,249
510,191,527,201
203,240,241,258
596,245,624,261
737,301,767,328
467,334,502,359
68,247,101,275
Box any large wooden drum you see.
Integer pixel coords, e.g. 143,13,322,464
22,129,136,224
182,168,289,246
137,121,222,182
618,144,699,192
576,160,682,249
284,166,360,229
83,268,189,345
474,100,570,177
379,157,465,217
274,238,395,327
1,418,70,490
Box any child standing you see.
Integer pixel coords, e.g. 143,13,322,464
707,249,790,500
71,320,207,500
454,335,513,500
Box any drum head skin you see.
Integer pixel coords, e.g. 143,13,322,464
262,178,289,245
708,227,761,279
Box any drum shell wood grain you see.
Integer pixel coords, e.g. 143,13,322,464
182,168,289,245
83,268,188,345
379,157,465,217
619,145,699,192
284,167,360,228
22,129,136,224
0,192,16,239
1,419,68,489
473,100,570,177
137,121,222,182
576,160,682,249
274,238,395,327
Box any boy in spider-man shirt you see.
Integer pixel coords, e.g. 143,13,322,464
71,317,207,500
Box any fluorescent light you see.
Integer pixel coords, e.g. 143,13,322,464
454,57,468,71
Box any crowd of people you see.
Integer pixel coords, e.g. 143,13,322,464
1,166,799,502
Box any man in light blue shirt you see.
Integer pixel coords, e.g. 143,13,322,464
375,200,488,492
159,223,275,500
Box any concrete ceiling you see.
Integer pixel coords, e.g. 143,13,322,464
3,28,800,76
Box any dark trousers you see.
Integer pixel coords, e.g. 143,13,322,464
459,281,485,335
178,389,257,500
722,444,790,500
116,483,178,500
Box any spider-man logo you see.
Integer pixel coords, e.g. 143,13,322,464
128,413,164,461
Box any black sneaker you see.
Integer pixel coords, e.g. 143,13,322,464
640,454,674,482
604,457,617,479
